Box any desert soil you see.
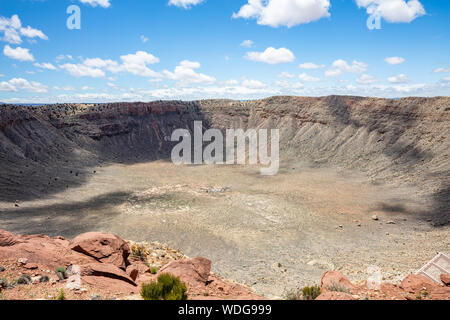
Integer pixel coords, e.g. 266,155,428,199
0,159,448,298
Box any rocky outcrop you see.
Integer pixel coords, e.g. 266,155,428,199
70,232,130,270
0,229,261,300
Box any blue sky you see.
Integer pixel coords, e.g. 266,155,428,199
0,0,449,103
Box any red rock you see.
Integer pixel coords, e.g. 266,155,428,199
126,265,139,281
400,274,436,293
0,230,21,247
320,271,356,293
316,291,355,300
80,263,136,286
23,263,38,270
83,276,139,295
159,257,211,288
441,274,450,286
70,232,130,270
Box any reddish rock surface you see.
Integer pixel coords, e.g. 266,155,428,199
441,274,450,286
70,232,130,270
320,271,356,293
316,291,355,300
159,257,212,287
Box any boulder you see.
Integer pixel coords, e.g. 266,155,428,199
315,291,355,300
400,274,437,293
320,271,355,293
441,274,450,286
0,230,21,247
80,263,136,286
159,257,211,288
70,232,130,270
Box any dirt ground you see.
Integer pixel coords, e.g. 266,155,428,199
0,159,448,298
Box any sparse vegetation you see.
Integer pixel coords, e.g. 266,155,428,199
55,267,67,279
150,267,158,275
57,289,66,300
141,273,188,300
301,285,321,300
130,243,149,262
285,285,321,300
326,283,350,294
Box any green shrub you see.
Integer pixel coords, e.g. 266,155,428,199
301,285,321,300
150,267,158,275
141,273,188,300
55,267,67,279
57,289,66,300
326,283,350,293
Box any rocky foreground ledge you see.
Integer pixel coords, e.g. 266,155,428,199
0,229,449,300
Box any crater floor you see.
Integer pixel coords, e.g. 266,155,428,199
1,159,448,298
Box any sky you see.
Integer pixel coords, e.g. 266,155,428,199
0,0,449,103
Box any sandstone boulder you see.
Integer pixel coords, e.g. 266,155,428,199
0,230,21,247
400,274,437,293
159,257,211,288
320,271,355,293
70,232,130,269
80,263,136,286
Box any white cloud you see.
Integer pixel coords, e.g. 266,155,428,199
278,72,295,79
356,74,379,84
233,0,331,28
3,45,34,61
356,0,425,23
59,63,105,78
240,40,254,48
299,62,325,69
79,0,111,8
325,59,368,77
34,62,57,70
442,76,450,82
299,72,320,82
385,56,405,65
140,35,149,43
119,51,160,77
388,74,410,83
168,0,205,9
275,80,304,90
163,60,215,85
0,14,48,44
434,67,450,73
242,79,267,89
56,54,73,61
0,77,47,93
245,47,295,64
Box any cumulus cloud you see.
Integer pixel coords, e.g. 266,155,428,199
385,56,405,65
299,62,325,69
0,77,47,93
163,60,215,85
388,74,410,83
168,0,205,9
0,14,48,44
242,79,267,89
233,0,331,28
59,51,160,78
278,72,295,79
79,0,111,8
356,74,379,84
34,62,57,70
59,63,105,78
299,72,320,82
325,59,368,77
3,45,34,61
240,40,254,48
434,67,450,73
245,47,295,64
356,0,425,23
